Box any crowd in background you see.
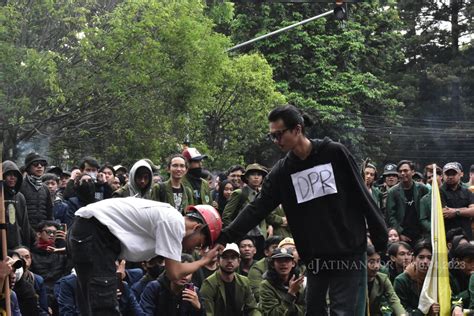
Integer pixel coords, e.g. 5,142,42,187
1,145,474,315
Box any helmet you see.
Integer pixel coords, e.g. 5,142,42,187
185,205,222,247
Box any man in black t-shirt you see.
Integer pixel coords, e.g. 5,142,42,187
200,243,259,316
440,162,474,240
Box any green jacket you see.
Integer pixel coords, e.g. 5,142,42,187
182,175,211,205
450,270,474,309
151,180,194,214
200,270,260,316
393,272,424,315
265,205,292,238
222,186,279,237
368,272,405,316
248,258,267,302
387,182,429,236
419,189,432,236
371,186,383,209
258,279,305,316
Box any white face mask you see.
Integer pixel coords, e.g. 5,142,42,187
87,172,97,181
14,267,23,281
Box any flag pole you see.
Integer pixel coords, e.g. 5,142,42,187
0,141,11,315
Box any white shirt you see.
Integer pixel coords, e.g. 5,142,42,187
75,197,185,262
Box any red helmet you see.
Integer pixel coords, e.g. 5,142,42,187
185,205,222,247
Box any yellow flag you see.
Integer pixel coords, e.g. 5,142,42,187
418,164,451,315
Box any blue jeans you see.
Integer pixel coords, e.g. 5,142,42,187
305,253,367,316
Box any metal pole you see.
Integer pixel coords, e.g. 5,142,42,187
226,10,333,52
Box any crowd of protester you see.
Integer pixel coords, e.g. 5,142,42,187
1,145,474,315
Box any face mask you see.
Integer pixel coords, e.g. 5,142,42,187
188,168,203,178
15,267,23,281
148,265,165,279
86,172,97,182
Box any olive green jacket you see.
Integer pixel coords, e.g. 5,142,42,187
368,272,406,315
182,175,212,205
258,279,305,316
248,258,268,302
200,270,260,316
151,180,194,214
222,186,280,237
265,205,292,238
387,182,429,236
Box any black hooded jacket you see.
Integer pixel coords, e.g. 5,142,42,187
2,160,32,249
217,138,387,262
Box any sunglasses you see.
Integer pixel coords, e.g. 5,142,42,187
32,161,47,167
267,128,290,142
42,229,57,235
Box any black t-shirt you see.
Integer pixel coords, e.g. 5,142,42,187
368,279,374,296
441,184,474,240
401,185,421,240
172,186,184,213
223,279,239,316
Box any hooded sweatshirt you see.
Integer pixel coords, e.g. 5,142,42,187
112,160,153,199
217,138,387,262
2,160,32,249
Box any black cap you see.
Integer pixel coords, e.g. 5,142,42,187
383,163,398,176
271,247,294,259
24,152,48,169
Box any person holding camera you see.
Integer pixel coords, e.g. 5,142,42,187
140,253,204,316
30,220,70,315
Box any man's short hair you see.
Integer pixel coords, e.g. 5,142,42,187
264,236,284,251
397,160,415,171
36,220,59,232
100,164,116,176
387,241,412,257
166,154,188,169
80,157,100,170
227,165,245,176
41,173,59,183
238,236,255,247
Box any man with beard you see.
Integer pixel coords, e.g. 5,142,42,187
440,162,474,240
200,243,260,316
2,160,32,249
182,148,212,205
20,152,53,230
54,173,97,227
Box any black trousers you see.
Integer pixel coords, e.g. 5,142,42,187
67,217,122,316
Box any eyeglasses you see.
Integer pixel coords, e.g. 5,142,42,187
267,128,290,142
42,229,57,235
32,161,46,167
